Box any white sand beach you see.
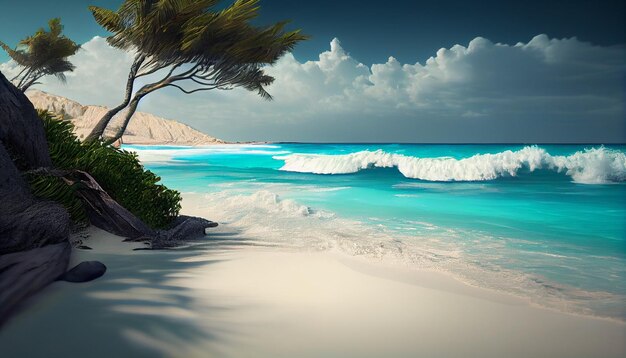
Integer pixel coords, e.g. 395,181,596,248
1,0,624,356
1,197,624,358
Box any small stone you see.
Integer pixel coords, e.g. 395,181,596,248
59,261,106,283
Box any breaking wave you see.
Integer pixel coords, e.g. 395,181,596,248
276,146,626,184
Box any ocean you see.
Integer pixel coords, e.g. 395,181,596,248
127,143,626,320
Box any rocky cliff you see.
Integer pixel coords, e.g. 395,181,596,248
0,74,72,326
26,90,226,145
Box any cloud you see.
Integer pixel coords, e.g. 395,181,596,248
1,35,624,142
1,37,136,108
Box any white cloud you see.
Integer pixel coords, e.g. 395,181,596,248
1,37,135,108
1,34,624,142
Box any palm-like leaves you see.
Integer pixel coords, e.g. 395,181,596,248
0,18,80,91
86,0,308,142
36,110,181,228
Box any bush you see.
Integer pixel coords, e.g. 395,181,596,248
26,173,88,223
32,110,181,228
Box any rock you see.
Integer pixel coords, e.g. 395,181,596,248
0,71,72,326
148,216,218,249
0,76,52,169
0,199,72,254
0,134,70,255
77,245,92,250
0,94,71,256
59,261,106,283
166,215,218,240
0,74,71,256
0,242,71,327
0,146,71,254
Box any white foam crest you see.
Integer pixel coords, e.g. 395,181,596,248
277,146,626,184
220,190,315,217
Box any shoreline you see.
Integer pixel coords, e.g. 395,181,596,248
178,190,626,324
1,223,624,357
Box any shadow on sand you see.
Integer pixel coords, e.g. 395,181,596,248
0,229,269,358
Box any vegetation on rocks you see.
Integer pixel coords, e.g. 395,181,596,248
26,173,88,224
29,111,181,229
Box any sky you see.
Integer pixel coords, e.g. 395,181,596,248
0,0,625,143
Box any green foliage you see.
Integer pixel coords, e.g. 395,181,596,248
87,0,308,143
0,18,80,91
26,174,88,223
37,110,181,228
90,0,308,99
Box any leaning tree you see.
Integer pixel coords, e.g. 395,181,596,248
0,18,80,92
85,0,308,143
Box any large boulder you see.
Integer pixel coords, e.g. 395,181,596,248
0,242,71,326
0,87,70,255
0,141,70,254
0,72,51,169
0,71,72,326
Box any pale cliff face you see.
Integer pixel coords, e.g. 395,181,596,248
26,90,226,145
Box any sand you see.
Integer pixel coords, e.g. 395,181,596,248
0,226,624,358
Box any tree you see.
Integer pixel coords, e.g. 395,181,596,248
85,0,307,143
0,18,80,92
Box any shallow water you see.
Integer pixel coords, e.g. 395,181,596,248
127,143,626,320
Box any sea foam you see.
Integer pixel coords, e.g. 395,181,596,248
192,188,624,319
276,146,626,184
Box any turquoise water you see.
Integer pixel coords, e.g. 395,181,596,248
127,144,626,320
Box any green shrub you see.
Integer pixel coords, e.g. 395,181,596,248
26,173,88,223
34,110,181,228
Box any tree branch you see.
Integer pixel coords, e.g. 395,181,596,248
11,67,28,82
136,60,168,78
166,83,222,94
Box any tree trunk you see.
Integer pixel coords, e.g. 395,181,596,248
62,170,155,239
106,92,144,144
85,55,145,142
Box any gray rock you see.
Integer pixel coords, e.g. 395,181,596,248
0,101,70,256
59,261,106,283
0,190,72,254
0,71,71,326
149,216,218,249
166,215,218,240
0,70,52,169
0,242,71,327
